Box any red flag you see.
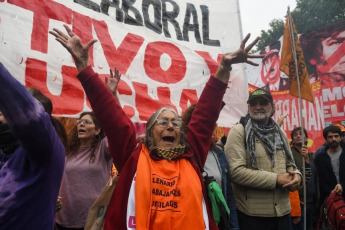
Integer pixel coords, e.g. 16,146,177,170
280,14,314,103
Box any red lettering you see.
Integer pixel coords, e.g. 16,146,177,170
122,105,136,119
195,51,222,75
180,89,198,113
92,19,144,73
133,82,176,121
8,0,72,53
144,42,186,84
25,58,84,115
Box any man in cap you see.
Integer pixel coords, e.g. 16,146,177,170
225,88,301,230
261,50,289,91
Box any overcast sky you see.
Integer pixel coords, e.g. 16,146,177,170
239,0,297,39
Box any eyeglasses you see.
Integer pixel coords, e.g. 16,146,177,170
156,118,182,128
76,119,93,125
249,100,269,106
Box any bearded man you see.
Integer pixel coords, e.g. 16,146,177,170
225,88,302,230
315,125,345,203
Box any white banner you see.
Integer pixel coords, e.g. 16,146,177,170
0,0,245,126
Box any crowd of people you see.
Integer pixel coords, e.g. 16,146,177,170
0,23,344,230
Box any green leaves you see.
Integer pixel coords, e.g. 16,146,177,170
256,0,345,50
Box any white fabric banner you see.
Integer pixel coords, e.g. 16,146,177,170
0,0,246,127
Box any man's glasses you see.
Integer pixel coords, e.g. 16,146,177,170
249,100,269,107
76,119,93,125
156,118,182,128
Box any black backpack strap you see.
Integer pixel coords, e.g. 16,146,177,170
190,155,213,182
239,116,248,149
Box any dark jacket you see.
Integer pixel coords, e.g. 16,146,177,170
291,146,319,203
314,142,345,202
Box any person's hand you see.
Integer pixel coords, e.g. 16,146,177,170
332,184,343,195
301,146,309,163
283,171,302,191
105,67,122,95
215,33,264,83
292,217,301,224
276,114,288,127
277,173,293,186
49,24,97,73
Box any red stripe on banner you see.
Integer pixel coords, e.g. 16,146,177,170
8,0,72,53
133,82,177,121
144,41,186,84
195,51,222,76
25,58,84,115
180,89,198,113
92,19,144,74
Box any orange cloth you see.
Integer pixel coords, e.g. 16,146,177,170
135,145,204,230
280,13,314,103
110,163,118,178
289,190,301,217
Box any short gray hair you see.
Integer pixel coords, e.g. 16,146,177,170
144,107,188,151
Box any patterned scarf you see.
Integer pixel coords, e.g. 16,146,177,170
242,114,295,169
151,145,186,161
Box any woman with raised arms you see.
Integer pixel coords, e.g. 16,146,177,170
50,24,262,230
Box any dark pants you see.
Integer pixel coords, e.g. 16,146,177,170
292,202,316,230
237,210,293,230
55,223,84,230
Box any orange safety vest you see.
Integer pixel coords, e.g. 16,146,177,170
135,145,205,230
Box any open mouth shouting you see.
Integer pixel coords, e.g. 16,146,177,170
162,136,176,144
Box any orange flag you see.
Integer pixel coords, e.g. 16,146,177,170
280,14,314,103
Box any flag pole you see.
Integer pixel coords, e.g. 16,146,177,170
287,6,307,230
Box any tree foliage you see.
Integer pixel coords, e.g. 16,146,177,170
255,19,284,52
255,0,345,50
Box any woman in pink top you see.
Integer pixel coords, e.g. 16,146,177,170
55,112,113,230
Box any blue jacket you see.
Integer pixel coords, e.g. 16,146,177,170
210,147,240,230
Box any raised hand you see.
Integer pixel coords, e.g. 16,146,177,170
216,33,264,83
105,67,122,95
222,33,264,67
49,24,97,73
